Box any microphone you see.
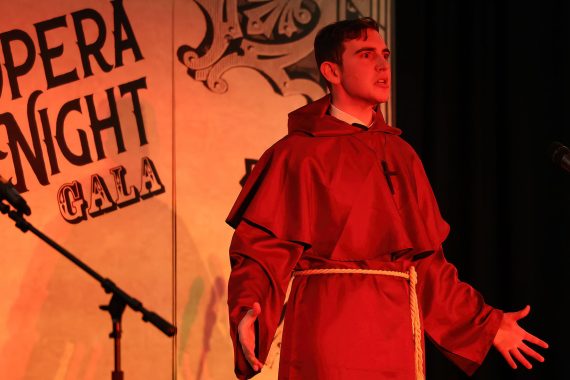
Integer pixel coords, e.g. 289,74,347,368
0,175,31,215
548,142,570,174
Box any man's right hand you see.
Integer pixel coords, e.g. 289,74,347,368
237,302,264,372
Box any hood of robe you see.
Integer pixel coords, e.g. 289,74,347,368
287,95,402,137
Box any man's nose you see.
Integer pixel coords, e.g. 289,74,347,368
375,57,389,71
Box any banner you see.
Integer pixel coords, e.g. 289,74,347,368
0,1,392,378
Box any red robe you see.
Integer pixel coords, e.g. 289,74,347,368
226,96,503,379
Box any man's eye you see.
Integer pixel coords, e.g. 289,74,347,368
383,52,390,60
362,52,370,58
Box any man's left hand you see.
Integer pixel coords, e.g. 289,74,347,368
492,305,549,369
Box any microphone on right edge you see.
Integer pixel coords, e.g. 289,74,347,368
548,141,570,174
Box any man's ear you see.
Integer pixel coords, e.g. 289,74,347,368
320,61,341,85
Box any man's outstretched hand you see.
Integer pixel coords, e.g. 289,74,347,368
493,305,549,369
238,302,264,372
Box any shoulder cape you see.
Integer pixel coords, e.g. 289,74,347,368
227,95,449,261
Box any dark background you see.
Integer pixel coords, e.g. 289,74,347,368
395,1,570,379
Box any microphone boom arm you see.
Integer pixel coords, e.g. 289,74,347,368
0,205,177,380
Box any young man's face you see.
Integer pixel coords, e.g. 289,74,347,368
337,28,391,105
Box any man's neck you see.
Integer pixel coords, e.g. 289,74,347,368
330,93,376,126
330,103,374,128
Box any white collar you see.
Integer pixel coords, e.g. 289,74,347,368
329,103,375,128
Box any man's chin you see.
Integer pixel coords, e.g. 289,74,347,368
373,90,390,104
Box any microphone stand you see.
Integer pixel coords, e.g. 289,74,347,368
0,200,176,380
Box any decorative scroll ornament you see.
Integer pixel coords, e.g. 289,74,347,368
177,0,325,101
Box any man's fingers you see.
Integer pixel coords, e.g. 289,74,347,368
511,348,532,369
244,352,262,371
245,352,263,371
515,305,531,320
246,302,262,320
239,339,263,371
238,331,255,358
244,351,263,371
519,343,545,363
500,349,517,369
242,305,262,326
252,358,264,371
238,304,263,372
240,340,253,360
524,332,549,349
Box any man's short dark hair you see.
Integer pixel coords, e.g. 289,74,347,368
314,17,380,70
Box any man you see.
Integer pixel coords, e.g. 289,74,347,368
226,18,548,379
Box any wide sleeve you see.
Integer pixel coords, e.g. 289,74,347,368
415,247,504,375
407,145,503,373
227,220,304,379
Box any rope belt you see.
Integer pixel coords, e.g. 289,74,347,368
292,266,424,380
